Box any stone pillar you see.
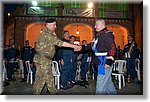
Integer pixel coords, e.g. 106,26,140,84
14,19,26,47
94,3,99,18
58,3,64,16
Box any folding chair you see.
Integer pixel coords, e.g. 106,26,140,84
25,61,33,84
51,61,60,89
2,60,7,81
112,60,126,89
18,60,24,79
135,59,141,81
75,64,81,81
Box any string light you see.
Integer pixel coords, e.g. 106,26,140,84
76,25,79,34
8,12,10,17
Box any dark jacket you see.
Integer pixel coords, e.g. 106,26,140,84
94,27,116,66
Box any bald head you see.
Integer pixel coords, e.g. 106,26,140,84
94,19,106,32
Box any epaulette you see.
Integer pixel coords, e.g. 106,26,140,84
105,30,113,34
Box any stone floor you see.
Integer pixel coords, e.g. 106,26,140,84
0,76,143,95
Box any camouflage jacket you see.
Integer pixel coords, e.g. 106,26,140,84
35,27,63,63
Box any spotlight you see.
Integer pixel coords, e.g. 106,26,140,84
32,0,37,6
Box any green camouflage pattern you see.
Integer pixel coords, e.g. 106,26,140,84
32,27,63,95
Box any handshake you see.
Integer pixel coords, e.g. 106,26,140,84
73,45,82,51
62,42,82,52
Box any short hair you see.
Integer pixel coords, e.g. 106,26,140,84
70,35,75,39
96,19,105,26
9,38,13,42
63,30,69,34
25,40,29,43
128,35,133,38
82,40,87,43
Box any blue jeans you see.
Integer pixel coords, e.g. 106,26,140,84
6,63,16,80
69,51,77,82
80,61,88,80
126,59,136,80
31,65,36,82
69,60,77,82
80,53,89,81
96,65,116,95
60,51,71,87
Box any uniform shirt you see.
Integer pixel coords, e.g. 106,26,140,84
30,47,36,64
21,46,32,61
123,42,138,59
5,45,17,61
35,27,63,62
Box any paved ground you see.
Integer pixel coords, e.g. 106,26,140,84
0,76,143,95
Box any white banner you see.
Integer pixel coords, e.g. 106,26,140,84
64,8,94,17
28,7,56,15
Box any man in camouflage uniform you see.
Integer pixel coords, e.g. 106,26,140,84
32,18,81,95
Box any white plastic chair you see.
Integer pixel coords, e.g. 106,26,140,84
51,61,60,89
18,60,24,79
75,63,89,81
112,60,126,89
135,59,141,81
92,65,95,80
75,64,81,81
2,60,7,81
25,61,33,84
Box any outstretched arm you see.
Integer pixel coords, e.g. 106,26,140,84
62,42,82,51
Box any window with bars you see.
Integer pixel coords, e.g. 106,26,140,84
70,0,80,8
99,2,128,19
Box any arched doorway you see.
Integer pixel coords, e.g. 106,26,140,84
26,23,45,47
64,23,93,44
107,25,128,50
26,23,93,47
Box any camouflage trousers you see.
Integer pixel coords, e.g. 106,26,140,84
32,60,57,95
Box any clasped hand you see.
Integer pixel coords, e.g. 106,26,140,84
74,45,82,51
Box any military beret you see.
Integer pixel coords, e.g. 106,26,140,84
45,18,56,23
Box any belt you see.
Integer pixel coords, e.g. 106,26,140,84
8,58,16,63
94,52,114,61
106,56,114,60
95,52,107,56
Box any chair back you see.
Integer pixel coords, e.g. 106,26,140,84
25,61,32,73
135,59,140,71
113,60,126,74
51,61,60,76
18,60,24,70
135,59,141,81
3,60,6,72
2,60,7,81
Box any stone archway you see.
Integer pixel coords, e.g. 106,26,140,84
26,23,45,47
25,22,93,47
107,25,128,50
64,23,93,44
